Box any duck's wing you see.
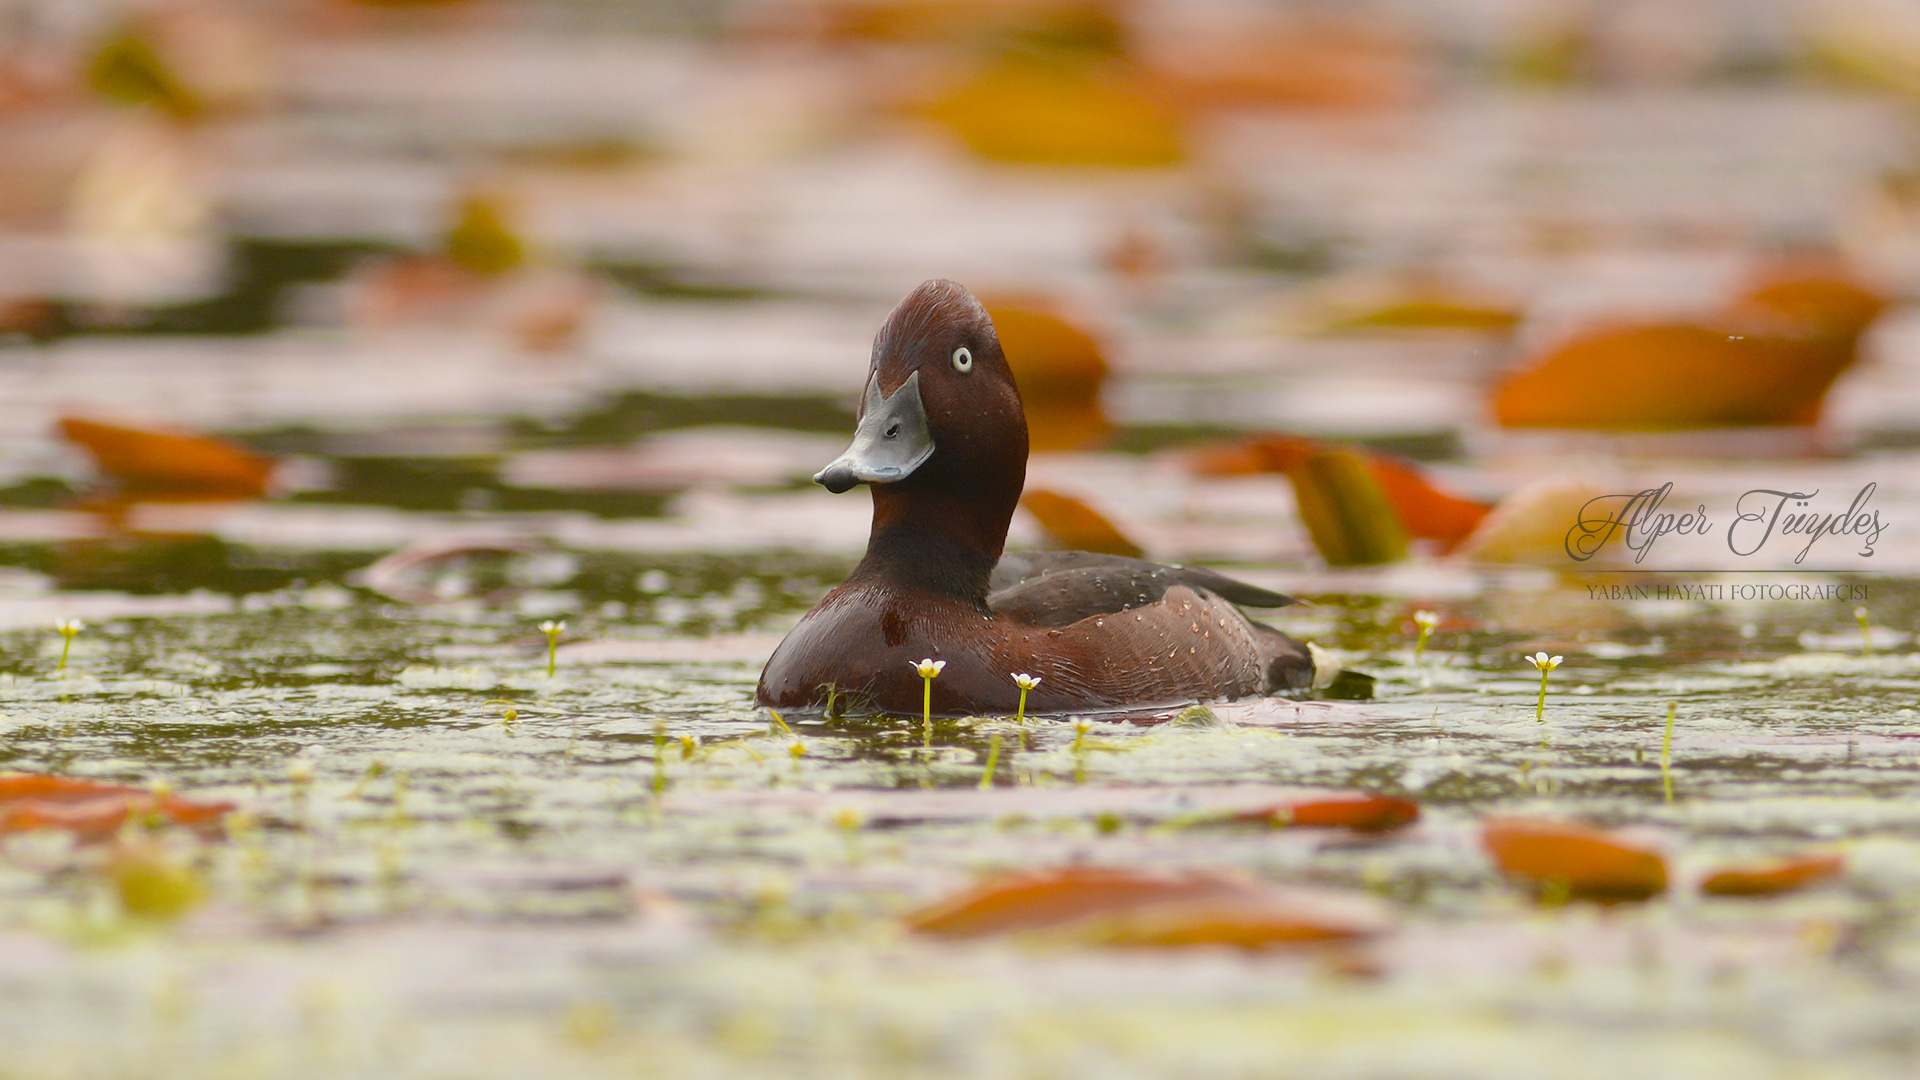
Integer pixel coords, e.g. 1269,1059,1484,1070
988,557,1295,629
989,551,1294,624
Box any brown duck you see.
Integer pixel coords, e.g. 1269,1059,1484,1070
756,280,1317,716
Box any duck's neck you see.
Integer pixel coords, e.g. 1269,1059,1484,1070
852,482,1021,608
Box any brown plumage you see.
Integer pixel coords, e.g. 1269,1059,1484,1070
756,279,1312,716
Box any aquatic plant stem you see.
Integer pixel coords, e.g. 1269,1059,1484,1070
653,721,668,796
912,659,944,749
1412,611,1437,667
540,620,566,677
1661,702,1676,804
55,619,82,675
979,735,1001,790
1856,607,1873,656
1526,653,1562,722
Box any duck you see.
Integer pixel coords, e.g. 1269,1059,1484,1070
756,279,1316,717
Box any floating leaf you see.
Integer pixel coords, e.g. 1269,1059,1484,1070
1285,447,1408,566
1364,455,1491,552
1190,436,1487,552
906,866,1249,938
0,774,234,841
1482,818,1667,901
1491,267,1882,430
444,193,525,278
921,55,1184,167
1452,475,1609,566
111,845,207,919
85,25,201,119
1019,488,1143,557
804,0,1124,49
1701,853,1845,898
981,297,1109,451
1318,297,1520,334
1069,892,1385,950
1492,323,1839,429
1235,793,1420,831
58,417,273,499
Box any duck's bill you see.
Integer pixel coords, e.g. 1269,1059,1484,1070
814,370,935,493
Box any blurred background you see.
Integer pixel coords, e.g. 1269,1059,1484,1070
6,0,1920,579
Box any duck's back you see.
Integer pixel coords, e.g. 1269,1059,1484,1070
756,551,1311,715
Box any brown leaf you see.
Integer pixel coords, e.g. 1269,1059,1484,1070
1452,476,1609,566
1492,266,1881,431
1236,793,1420,831
920,56,1185,167
980,297,1110,452
1019,488,1143,557
1482,817,1667,901
1189,436,1487,552
58,417,273,499
1069,892,1384,949
0,774,234,841
1285,447,1408,566
1317,296,1518,333
1700,853,1845,898
1365,455,1491,553
1491,323,1843,429
906,866,1249,938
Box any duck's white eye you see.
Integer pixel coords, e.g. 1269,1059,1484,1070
950,346,973,373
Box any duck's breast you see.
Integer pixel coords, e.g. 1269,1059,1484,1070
756,584,1009,714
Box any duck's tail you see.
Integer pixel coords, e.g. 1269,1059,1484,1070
1252,624,1374,700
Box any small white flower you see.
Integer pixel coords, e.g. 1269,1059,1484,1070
56,619,84,635
1011,673,1041,690
912,658,946,678
1526,652,1563,672
287,759,315,785
1854,607,1869,620
539,620,566,635
1413,610,1438,630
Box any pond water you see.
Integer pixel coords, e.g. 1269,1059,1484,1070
7,4,1920,1074
0,532,1914,1079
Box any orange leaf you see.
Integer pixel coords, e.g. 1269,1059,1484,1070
1364,454,1491,552
1019,488,1143,557
59,417,273,498
906,866,1248,938
1186,436,1489,551
1318,297,1519,333
1733,264,1883,332
980,297,1110,452
1072,893,1384,950
1482,817,1667,901
1239,793,1419,831
920,56,1185,167
0,774,234,841
1700,853,1845,898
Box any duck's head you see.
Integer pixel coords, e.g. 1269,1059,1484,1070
815,279,1028,501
